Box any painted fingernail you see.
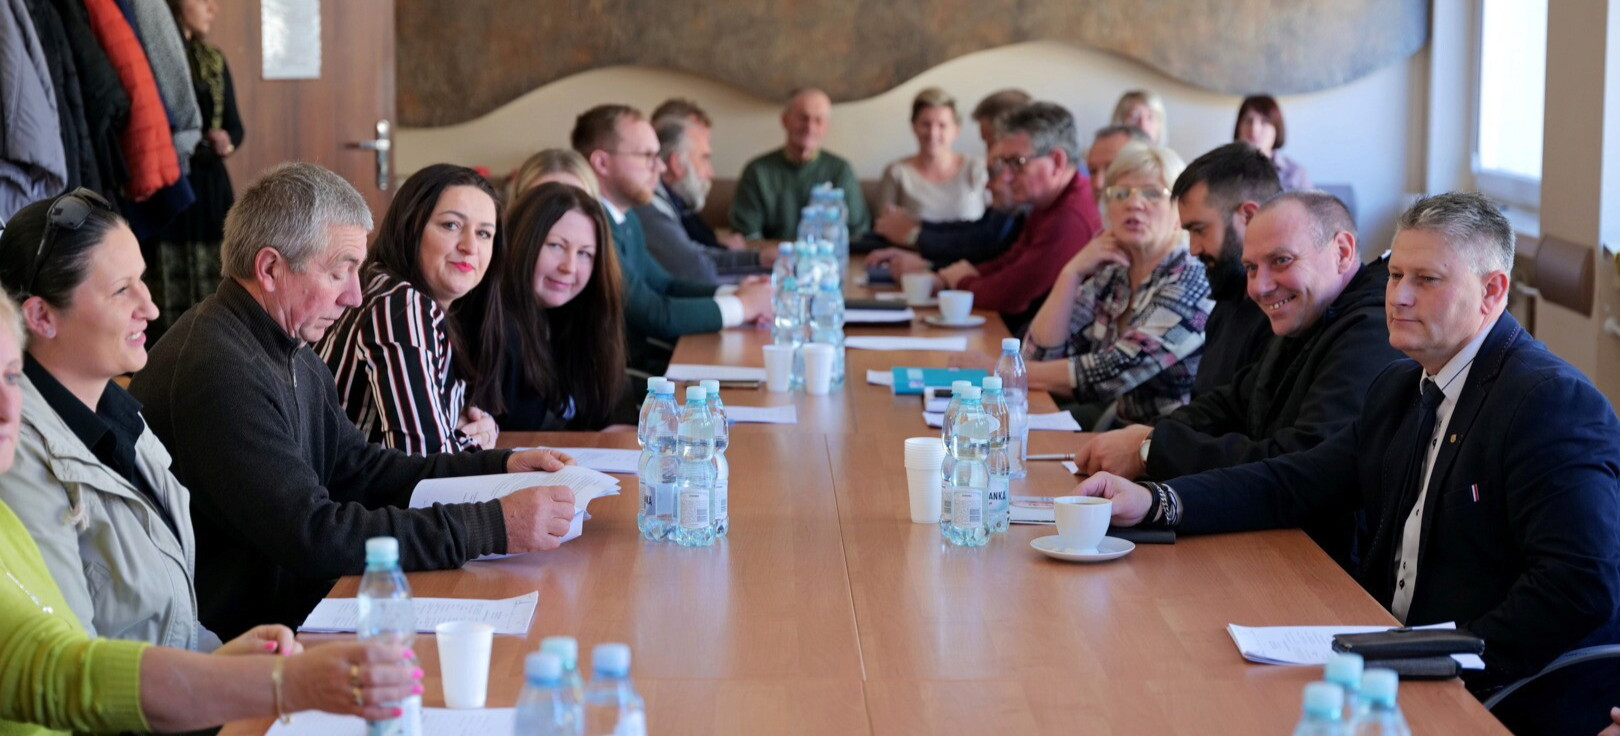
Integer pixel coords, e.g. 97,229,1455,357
393,707,404,717
411,683,424,695
412,668,424,679
402,648,415,660
263,641,276,651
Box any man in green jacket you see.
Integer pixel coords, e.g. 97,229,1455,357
572,105,772,376
730,88,871,242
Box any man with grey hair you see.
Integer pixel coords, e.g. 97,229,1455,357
921,101,1102,333
636,114,767,285
730,87,870,241
131,162,581,638
1079,191,1620,694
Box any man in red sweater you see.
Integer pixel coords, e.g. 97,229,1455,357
933,102,1102,334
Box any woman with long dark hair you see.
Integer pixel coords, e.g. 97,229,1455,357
317,164,508,454
492,182,625,430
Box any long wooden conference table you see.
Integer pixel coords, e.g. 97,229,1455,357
225,292,1510,735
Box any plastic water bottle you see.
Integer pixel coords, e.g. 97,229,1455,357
770,242,807,389
1350,669,1411,736
981,376,1012,533
700,380,730,537
1292,682,1347,736
813,185,851,274
514,652,582,736
808,245,846,389
941,386,992,547
994,337,1030,478
673,386,717,547
540,636,586,706
1324,653,1365,721
636,382,679,541
635,378,669,449
940,379,973,445
357,537,422,736
584,643,646,736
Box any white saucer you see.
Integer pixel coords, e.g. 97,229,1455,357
923,314,987,328
1030,535,1135,562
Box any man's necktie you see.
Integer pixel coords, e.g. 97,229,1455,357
1362,378,1445,599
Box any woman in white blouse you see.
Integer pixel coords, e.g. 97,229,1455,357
876,87,988,224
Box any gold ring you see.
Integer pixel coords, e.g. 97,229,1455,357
349,663,361,687
352,685,364,706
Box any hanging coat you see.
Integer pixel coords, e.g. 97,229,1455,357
0,0,67,219
82,0,177,202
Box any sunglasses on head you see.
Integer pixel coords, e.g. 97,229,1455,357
20,188,114,297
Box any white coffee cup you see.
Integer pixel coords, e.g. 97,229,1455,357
1053,496,1112,553
762,345,793,392
435,620,494,709
901,272,935,305
937,290,974,323
903,437,946,523
802,343,835,395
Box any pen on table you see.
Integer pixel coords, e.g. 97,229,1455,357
1026,453,1075,461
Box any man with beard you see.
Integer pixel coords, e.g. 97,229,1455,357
572,104,772,375
1174,143,1280,396
1075,191,1403,563
637,112,769,285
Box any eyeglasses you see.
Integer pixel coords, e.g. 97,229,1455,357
23,188,114,297
991,153,1047,174
610,150,662,170
1103,185,1172,203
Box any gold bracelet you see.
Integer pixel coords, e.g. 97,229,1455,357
271,657,292,724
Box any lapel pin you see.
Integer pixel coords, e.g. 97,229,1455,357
1449,434,1458,443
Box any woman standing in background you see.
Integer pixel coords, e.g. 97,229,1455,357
148,0,242,339
1235,94,1311,190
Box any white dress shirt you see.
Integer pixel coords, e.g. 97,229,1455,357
1390,315,1500,622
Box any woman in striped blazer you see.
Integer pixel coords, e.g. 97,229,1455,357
318,164,508,454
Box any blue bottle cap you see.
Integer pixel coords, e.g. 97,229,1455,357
539,636,577,668
1301,681,1344,718
686,386,707,402
951,380,973,393
1324,652,1364,690
592,643,632,677
1001,337,1020,352
364,537,398,565
958,386,981,401
525,652,562,684
1360,668,1400,707
699,379,720,394
982,376,1003,391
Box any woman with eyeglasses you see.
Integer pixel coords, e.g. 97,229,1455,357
477,182,626,431
1235,94,1311,191
0,283,421,735
317,165,507,454
1021,142,1211,429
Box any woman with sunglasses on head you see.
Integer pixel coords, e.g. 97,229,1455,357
1021,143,1211,430
317,165,507,454
0,283,420,736
478,182,625,431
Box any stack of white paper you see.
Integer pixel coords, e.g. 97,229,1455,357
866,369,894,386
409,466,620,548
724,405,798,424
549,447,640,475
266,708,515,735
300,592,539,636
923,410,1082,432
845,308,916,324
663,364,768,382
846,336,968,352
1226,623,1485,669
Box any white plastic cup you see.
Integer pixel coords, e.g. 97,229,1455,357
435,620,494,709
937,290,974,323
901,272,935,305
906,468,943,523
802,343,835,395
903,436,946,467
1053,496,1112,553
762,345,793,393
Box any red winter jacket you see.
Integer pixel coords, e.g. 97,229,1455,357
82,0,178,201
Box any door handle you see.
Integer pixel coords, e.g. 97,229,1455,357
345,119,392,190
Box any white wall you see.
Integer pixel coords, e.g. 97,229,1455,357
398,40,1421,253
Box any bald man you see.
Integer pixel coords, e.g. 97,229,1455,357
730,88,871,241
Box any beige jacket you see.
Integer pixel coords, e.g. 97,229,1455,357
0,374,213,651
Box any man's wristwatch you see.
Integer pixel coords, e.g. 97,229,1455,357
1137,431,1153,463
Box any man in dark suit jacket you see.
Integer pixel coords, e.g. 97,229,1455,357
1080,191,1620,694
636,115,767,286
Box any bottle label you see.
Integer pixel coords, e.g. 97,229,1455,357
654,482,674,516
714,478,728,521
679,490,710,528
951,489,983,527
639,479,654,515
988,477,1009,512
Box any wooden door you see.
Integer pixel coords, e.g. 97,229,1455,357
209,0,396,219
